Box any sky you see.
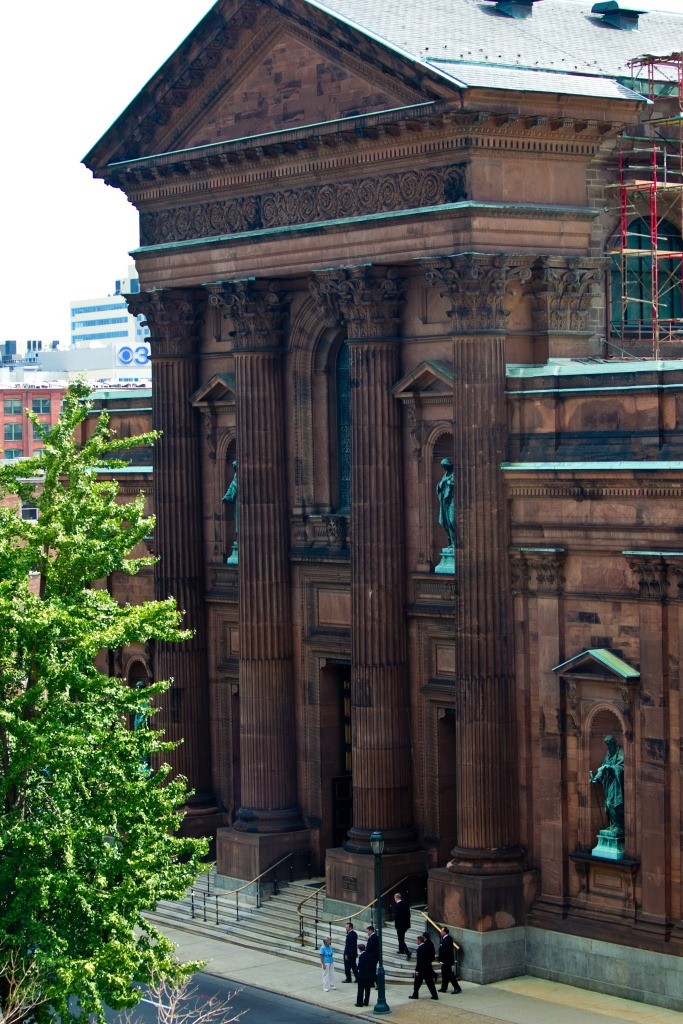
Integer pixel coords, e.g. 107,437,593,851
1,0,681,348
0,1,214,348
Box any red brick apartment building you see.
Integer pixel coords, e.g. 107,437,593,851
0,387,65,461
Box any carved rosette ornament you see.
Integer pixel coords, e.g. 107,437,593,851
421,253,532,333
206,280,290,350
126,288,203,357
527,256,604,333
309,265,407,339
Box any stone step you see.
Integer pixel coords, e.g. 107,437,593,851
150,878,430,987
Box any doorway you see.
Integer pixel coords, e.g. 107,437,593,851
320,662,353,850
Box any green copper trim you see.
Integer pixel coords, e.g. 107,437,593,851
503,461,683,470
552,649,639,678
507,359,683,378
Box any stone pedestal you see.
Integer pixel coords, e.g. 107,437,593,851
226,540,238,565
592,830,626,861
216,826,312,885
434,546,455,575
325,846,428,908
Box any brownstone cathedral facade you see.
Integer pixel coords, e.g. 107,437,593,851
86,0,683,1005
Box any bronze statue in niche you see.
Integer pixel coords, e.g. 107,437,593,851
590,734,625,859
435,458,456,575
222,459,238,565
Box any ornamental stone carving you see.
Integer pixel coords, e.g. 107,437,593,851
624,552,668,601
126,289,203,357
527,256,604,333
206,280,290,350
527,548,566,594
421,254,532,333
509,550,530,596
309,265,407,338
139,164,466,246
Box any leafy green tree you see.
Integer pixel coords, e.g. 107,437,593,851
0,381,207,1024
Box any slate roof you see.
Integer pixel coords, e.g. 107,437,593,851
316,0,683,85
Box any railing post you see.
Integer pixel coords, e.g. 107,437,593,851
315,918,319,948
274,868,279,896
191,892,195,919
299,913,304,946
203,892,207,923
236,891,240,923
215,894,219,925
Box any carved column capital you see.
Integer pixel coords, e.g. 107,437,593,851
206,280,290,350
527,256,604,333
509,549,530,596
421,253,532,333
309,265,407,339
625,552,668,601
126,288,203,357
526,547,566,594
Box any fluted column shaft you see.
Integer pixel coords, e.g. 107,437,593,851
423,255,524,872
128,289,212,802
311,267,418,854
211,281,303,833
451,335,520,861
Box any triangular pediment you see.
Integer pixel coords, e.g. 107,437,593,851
175,28,412,152
85,0,450,170
393,361,454,402
552,649,639,681
191,373,236,407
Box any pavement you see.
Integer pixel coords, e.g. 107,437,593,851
157,922,681,1024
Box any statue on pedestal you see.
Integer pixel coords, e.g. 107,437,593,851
222,459,238,565
589,734,625,860
435,458,456,575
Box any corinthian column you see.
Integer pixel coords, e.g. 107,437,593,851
311,267,421,872
209,280,304,840
422,255,527,944
127,289,216,827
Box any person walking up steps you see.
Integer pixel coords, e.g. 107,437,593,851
393,892,412,959
319,935,337,991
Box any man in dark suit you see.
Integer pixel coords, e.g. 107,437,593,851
355,943,373,1007
438,926,461,993
365,924,379,985
408,934,439,1000
343,921,358,982
393,892,411,959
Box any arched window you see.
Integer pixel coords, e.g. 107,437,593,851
611,218,683,336
335,341,350,512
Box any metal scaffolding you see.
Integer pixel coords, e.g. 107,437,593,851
609,52,683,359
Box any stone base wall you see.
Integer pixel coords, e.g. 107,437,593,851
525,927,683,1011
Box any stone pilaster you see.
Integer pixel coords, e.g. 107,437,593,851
624,551,671,934
207,281,309,879
127,288,217,831
527,256,603,359
311,266,425,900
422,255,528,951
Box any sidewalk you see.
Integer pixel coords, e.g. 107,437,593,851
158,922,681,1024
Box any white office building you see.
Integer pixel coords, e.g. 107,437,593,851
70,266,149,349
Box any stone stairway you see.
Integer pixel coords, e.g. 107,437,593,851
148,871,426,985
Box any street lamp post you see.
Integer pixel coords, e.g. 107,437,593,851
370,831,390,1014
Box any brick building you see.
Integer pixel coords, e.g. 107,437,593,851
0,387,65,461
85,0,683,1006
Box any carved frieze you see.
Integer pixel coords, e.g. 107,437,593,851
509,549,530,596
624,553,668,602
126,289,203,357
206,280,290,350
310,264,407,338
527,256,604,333
422,253,532,333
139,164,465,246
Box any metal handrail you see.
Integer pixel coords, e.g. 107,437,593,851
419,908,461,951
298,873,412,948
188,849,310,925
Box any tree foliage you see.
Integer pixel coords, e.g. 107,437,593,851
0,381,207,1024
